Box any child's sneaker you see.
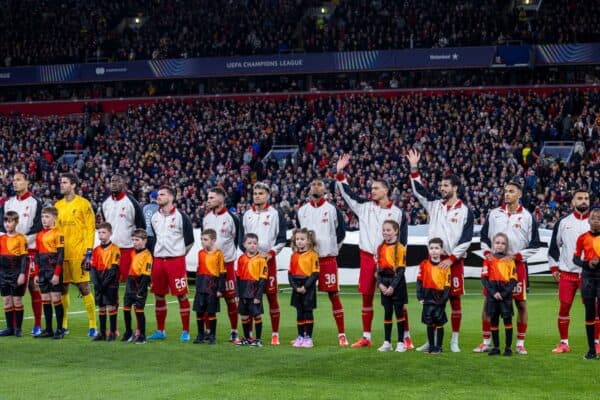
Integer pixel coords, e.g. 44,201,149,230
193,332,205,344
301,337,314,348
428,346,441,355
583,351,597,360
292,336,305,347
503,347,513,356
395,342,407,353
488,347,501,356
206,335,216,345
377,341,392,352
450,341,461,353
250,339,263,348
121,331,133,342
135,335,147,344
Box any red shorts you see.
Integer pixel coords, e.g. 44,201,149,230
558,271,581,304
512,261,527,302
151,256,188,296
318,256,339,292
450,259,465,297
224,261,236,299
265,257,278,295
358,250,376,295
119,248,134,283
27,249,37,279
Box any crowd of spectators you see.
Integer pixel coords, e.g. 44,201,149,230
0,90,598,231
2,0,600,67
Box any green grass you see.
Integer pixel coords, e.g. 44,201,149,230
0,277,597,400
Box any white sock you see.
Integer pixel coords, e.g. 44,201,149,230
483,338,491,346
338,333,346,337
363,332,371,340
272,332,278,337
403,330,410,339
595,339,599,344
516,339,524,347
451,332,459,343
561,339,569,345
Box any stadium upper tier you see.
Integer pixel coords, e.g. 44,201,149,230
0,89,597,230
1,0,599,67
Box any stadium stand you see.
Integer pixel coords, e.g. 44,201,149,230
0,89,598,230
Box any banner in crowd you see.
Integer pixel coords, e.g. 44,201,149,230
0,47,497,86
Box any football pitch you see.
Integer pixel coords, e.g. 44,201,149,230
0,277,596,400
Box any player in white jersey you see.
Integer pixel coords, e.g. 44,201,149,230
476,181,541,355
101,174,146,282
297,178,348,346
335,154,413,349
0,172,43,335
202,187,242,342
241,182,287,346
407,149,474,352
548,189,596,354
147,186,195,342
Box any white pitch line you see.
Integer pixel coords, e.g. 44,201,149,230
0,300,180,323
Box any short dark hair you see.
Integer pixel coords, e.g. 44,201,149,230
253,182,270,193
3,210,19,222
41,206,58,217
243,233,259,243
428,237,444,247
158,185,175,197
201,228,217,241
97,222,112,232
505,181,522,192
209,187,226,197
61,172,79,186
442,174,462,191
572,188,589,196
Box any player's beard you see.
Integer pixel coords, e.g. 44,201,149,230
576,204,590,214
311,193,322,200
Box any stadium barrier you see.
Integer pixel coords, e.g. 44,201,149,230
0,84,598,116
180,225,552,285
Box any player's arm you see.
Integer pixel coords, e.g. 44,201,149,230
229,211,242,250
408,174,436,214
129,194,147,230
399,211,408,247
238,216,246,252
515,214,542,262
480,260,494,295
548,218,562,276
269,208,287,257
181,212,195,255
27,197,43,235
335,206,346,248
450,207,474,261
480,215,492,256
83,201,96,255
335,177,368,216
